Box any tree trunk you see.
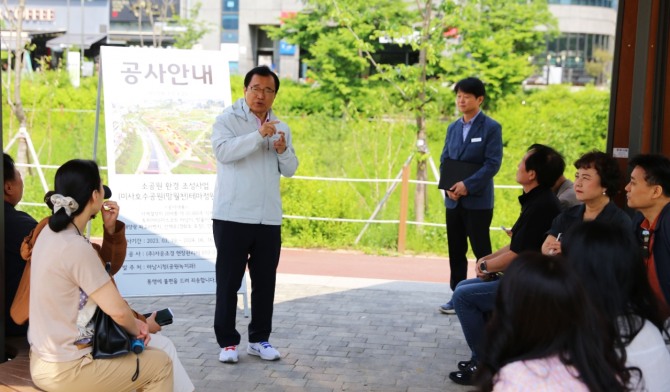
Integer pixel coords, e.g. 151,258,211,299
137,1,145,46
8,0,29,176
415,114,427,226
413,1,431,226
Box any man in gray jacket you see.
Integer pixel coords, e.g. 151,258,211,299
211,66,298,364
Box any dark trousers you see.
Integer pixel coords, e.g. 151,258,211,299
446,205,493,290
212,219,281,347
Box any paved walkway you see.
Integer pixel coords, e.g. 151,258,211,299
127,249,474,392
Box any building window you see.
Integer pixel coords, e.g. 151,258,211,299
222,14,238,30
222,31,238,43
223,0,238,12
222,0,239,43
548,0,617,9
228,61,239,74
542,32,612,84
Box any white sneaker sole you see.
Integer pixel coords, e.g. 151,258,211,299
219,349,239,363
439,306,456,315
247,347,280,361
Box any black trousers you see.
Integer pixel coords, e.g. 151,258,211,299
446,205,493,290
212,220,281,347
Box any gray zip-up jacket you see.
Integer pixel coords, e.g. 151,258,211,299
211,98,298,225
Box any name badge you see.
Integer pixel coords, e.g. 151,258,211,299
471,137,482,142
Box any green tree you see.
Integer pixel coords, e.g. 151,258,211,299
268,0,449,221
266,0,411,112
2,0,31,173
171,2,211,49
439,0,557,104
270,0,555,221
129,1,209,49
585,48,613,85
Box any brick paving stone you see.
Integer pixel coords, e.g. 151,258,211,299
125,271,473,392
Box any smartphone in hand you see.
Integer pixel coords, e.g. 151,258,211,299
143,308,174,326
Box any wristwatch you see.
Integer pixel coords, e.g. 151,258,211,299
480,260,488,273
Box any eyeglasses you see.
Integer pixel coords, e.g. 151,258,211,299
248,86,276,96
641,229,651,259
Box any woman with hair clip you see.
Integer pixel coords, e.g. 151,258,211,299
19,167,193,391
28,159,173,392
542,150,631,256
476,252,630,392
562,221,670,391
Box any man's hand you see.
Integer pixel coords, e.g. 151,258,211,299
273,131,287,154
446,190,460,201
258,120,280,138
449,181,469,198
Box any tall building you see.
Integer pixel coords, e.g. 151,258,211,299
544,0,618,85
212,0,303,80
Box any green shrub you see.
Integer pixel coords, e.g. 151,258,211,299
3,72,610,255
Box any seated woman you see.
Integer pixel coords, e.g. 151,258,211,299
477,252,630,392
542,150,631,256
28,159,174,391
562,221,670,391
20,189,193,392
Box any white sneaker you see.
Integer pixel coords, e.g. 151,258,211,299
247,341,280,361
219,345,238,363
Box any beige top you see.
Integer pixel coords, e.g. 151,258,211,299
28,224,110,362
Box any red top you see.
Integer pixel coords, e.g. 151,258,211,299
641,217,670,319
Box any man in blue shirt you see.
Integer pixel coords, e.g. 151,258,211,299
439,78,503,314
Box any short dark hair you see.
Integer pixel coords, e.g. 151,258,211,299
4,153,17,183
477,252,630,392
574,150,622,198
453,77,485,98
525,144,564,188
244,66,280,94
628,154,670,197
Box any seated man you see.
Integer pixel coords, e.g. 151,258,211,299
553,174,580,211
3,153,37,337
448,144,563,385
626,154,670,319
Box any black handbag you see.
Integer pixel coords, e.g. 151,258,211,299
89,262,141,380
91,306,131,359
91,306,141,381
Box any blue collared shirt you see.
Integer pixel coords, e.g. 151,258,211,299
459,110,481,142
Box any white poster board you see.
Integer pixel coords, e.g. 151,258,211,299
101,46,232,296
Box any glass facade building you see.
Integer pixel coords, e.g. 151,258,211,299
535,1,618,85
221,0,239,43
548,0,617,9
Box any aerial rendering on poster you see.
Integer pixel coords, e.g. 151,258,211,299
110,99,224,175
